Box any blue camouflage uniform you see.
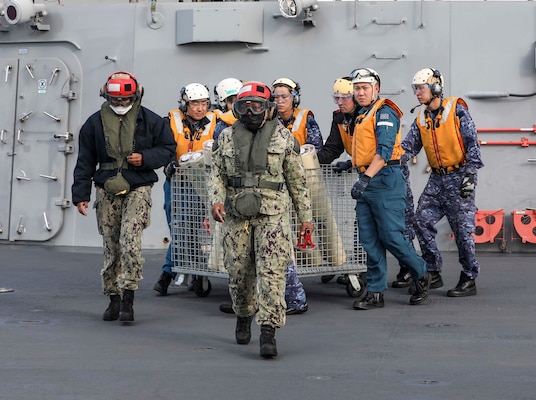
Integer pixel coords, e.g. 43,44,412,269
401,101,483,279
397,155,417,274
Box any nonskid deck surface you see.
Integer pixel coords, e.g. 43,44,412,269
1,245,535,400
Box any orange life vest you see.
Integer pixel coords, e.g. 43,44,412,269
169,109,217,157
351,98,403,168
278,108,311,146
416,97,467,170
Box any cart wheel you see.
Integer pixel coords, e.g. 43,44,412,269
320,275,335,283
346,274,366,298
193,277,211,297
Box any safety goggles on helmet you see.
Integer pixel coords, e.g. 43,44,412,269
350,68,380,86
233,98,267,115
332,77,354,103
412,84,431,94
333,94,353,104
333,92,353,99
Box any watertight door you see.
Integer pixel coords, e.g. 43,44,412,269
0,58,72,241
0,59,18,240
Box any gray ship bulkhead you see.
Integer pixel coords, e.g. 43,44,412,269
0,0,535,252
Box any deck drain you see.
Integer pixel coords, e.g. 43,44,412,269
417,380,439,385
16,319,49,325
406,379,449,387
425,323,456,328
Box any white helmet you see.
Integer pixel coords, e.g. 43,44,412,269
214,78,242,107
272,77,298,91
181,83,210,102
412,68,444,86
350,68,380,87
412,68,444,96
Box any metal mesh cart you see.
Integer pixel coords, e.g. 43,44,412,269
171,147,367,298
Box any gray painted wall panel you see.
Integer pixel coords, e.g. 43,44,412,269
0,1,534,253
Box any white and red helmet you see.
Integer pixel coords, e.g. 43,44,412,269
102,71,139,101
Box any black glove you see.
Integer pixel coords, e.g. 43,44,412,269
460,172,475,198
333,160,353,173
351,175,371,199
164,160,178,180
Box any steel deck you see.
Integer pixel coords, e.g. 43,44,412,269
1,245,535,399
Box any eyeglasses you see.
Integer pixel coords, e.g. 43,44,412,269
272,94,291,102
412,84,431,94
234,99,267,115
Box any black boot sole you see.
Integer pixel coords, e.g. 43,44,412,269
119,314,134,323
447,288,477,297
260,344,277,358
153,283,168,296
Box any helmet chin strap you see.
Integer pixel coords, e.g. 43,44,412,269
425,94,442,108
367,86,379,107
365,93,377,108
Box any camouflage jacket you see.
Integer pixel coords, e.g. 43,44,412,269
208,121,312,223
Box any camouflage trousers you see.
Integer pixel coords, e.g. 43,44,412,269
414,172,480,279
95,186,152,295
222,213,290,328
398,163,417,271
285,260,307,310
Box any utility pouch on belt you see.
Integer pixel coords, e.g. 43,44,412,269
104,171,130,196
234,188,262,218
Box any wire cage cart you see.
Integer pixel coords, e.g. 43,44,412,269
170,144,367,298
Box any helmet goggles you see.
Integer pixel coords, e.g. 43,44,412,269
350,68,380,86
234,98,267,115
333,94,353,104
108,96,134,106
412,84,431,94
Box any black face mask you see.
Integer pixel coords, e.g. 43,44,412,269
240,113,265,132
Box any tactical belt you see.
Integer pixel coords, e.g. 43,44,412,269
357,159,400,173
432,163,464,175
227,177,284,191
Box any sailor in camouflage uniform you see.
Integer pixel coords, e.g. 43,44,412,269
208,82,313,358
401,68,483,297
72,72,175,323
